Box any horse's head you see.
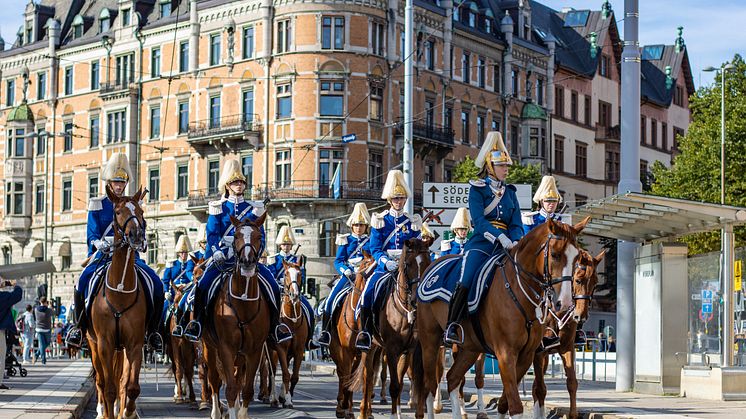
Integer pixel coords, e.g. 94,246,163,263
355,251,376,287
281,260,303,301
230,212,267,277
190,255,206,283
398,237,434,303
106,184,146,251
571,249,605,323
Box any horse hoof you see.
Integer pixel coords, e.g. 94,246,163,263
261,397,270,404
283,402,293,409
335,410,346,418
278,396,286,404
434,406,443,414
198,402,210,411
270,401,279,408
175,398,184,404
476,413,489,419
379,398,388,405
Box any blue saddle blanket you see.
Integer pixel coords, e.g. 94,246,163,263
85,261,157,320
418,253,505,314
205,269,278,310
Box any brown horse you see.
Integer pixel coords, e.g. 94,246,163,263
329,252,375,419
190,259,213,411
202,213,270,419
87,186,148,419
532,248,605,419
413,218,589,419
348,237,434,419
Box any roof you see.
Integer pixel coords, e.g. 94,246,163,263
521,102,547,120
572,192,746,243
640,43,696,107
7,102,34,123
0,261,56,279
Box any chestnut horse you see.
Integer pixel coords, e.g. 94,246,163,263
329,252,375,419
168,278,197,406
532,248,605,419
87,186,148,419
413,218,589,419
348,237,434,419
202,213,270,419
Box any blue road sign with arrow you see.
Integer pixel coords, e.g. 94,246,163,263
342,134,357,143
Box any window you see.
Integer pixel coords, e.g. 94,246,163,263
90,61,99,90
461,110,470,143
575,194,588,208
100,15,110,33
116,54,134,85
150,107,161,138
564,10,590,27
425,100,435,129
400,30,405,58
242,26,254,59
461,52,470,83
319,221,341,257
275,150,291,188
64,67,73,95
160,1,171,17
494,66,501,93
368,151,383,189
554,136,565,172
179,41,189,72
477,57,486,88
554,87,564,118
320,81,344,117
148,168,160,202
147,233,158,264
510,123,519,155
529,127,540,157
536,78,544,106
209,96,221,128
424,162,434,182
107,110,126,143
570,91,578,122
674,85,685,107
319,149,344,194
322,16,345,50
151,48,161,78
37,72,46,100
444,164,453,182
88,175,99,199
425,39,435,70
62,178,72,211
178,102,189,134
651,119,657,148
74,21,84,38
176,164,189,199
63,122,73,152
5,80,14,106
641,45,664,60
584,96,591,125
209,34,221,66
13,128,25,158
598,100,611,127
242,90,254,125
662,122,668,150
90,116,100,148
673,127,685,150
575,142,587,177
599,54,611,78
640,116,646,144
5,183,24,215
371,21,385,56
605,147,619,182
491,116,500,131
122,8,131,26
35,184,44,214
444,106,453,133
370,83,383,121
35,128,46,156
476,114,485,145
511,69,519,97
276,83,292,119
399,88,405,120
208,160,220,195
242,154,253,189
277,20,291,53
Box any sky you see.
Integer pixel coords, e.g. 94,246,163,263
1,0,743,88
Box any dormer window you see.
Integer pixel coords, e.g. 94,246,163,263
468,3,479,28
160,0,172,18
26,25,33,44
453,7,459,22
72,15,84,39
16,26,24,46
485,18,492,33
100,9,111,33
122,9,130,26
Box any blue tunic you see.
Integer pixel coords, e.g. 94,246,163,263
269,252,305,284
359,209,421,310
324,234,370,314
162,259,195,290
522,210,569,235
458,178,524,289
193,250,206,261
440,238,467,256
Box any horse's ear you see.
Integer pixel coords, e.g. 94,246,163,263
573,216,591,233
422,236,434,249
254,211,268,227
105,183,118,204
190,254,199,264
230,215,241,226
594,249,607,266
362,250,371,259
282,259,289,268
546,217,559,234
132,185,143,202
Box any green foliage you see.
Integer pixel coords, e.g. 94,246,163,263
453,156,480,182
650,54,746,254
506,163,543,192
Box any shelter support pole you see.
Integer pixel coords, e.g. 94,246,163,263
723,224,735,367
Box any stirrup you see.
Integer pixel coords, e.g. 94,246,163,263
184,321,202,343
575,330,587,345
148,333,164,353
172,325,184,337
444,323,464,346
65,328,83,348
355,331,371,351
318,330,332,346
274,324,293,343
537,336,561,353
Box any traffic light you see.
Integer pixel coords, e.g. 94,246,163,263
37,283,48,299
306,277,316,298
55,296,61,311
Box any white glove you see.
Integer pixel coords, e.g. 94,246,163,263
212,249,226,264
225,246,235,260
165,292,172,301
93,239,111,252
343,269,354,279
498,234,515,250
385,260,398,272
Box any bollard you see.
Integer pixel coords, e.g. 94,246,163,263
551,354,556,378
592,345,597,381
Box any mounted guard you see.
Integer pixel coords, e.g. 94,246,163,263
268,226,306,287
167,235,196,337
193,223,207,260
440,207,471,255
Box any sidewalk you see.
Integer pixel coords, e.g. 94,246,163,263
0,358,94,419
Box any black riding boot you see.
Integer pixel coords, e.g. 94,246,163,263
269,302,292,344
355,308,373,351
147,292,165,353
65,289,87,348
317,312,332,346
184,288,203,342
444,285,469,345
171,306,185,337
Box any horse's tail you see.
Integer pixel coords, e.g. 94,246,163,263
344,350,367,392
411,342,425,403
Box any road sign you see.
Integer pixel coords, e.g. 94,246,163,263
736,260,742,291
702,289,714,314
59,305,67,315
341,133,357,143
423,182,533,210
702,303,713,314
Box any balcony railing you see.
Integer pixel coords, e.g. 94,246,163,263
395,119,455,146
187,188,255,209
267,180,382,201
100,81,135,94
187,114,261,143
595,124,620,141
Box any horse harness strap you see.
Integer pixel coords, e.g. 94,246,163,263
102,273,141,351
225,270,262,355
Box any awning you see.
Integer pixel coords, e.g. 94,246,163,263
0,261,56,279
58,241,72,257
571,192,746,242
31,242,44,258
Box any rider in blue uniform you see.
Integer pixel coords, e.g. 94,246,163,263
165,235,195,337
183,160,292,343
355,170,422,351
65,153,165,351
420,222,437,261
317,203,371,346
193,223,207,261
444,132,524,345
440,208,471,256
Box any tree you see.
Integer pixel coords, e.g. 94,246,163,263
651,54,746,254
453,156,480,182
452,156,543,191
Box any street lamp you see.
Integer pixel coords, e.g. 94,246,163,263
703,63,736,367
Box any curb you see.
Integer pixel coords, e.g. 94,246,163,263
303,362,337,376
462,392,627,419
64,374,96,419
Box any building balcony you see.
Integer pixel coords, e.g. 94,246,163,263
187,114,262,149
186,188,255,212
595,124,620,142
266,180,382,202
99,81,138,100
395,119,455,147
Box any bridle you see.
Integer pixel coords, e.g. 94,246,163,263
281,264,303,322
112,202,147,252
393,243,431,325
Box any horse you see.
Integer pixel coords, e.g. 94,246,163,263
201,213,270,419
412,218,589,419
532,248,605,419
87,186,149,419
329,252,375,419
347,237,434,419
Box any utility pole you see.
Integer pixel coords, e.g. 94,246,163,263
403,0,414,215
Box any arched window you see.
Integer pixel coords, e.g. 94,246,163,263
72,15,84,39
99,9,111,33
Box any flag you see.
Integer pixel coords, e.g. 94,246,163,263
330,164,342,199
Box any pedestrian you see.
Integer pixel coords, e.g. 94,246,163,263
20,305,35,364
34,297,56,365
0,279,22,390
52,322,63,358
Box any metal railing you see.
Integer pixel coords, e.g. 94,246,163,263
100,81,134,94
595,123,620,141
187,114,261,140
395,119,455,146
187,188,254,208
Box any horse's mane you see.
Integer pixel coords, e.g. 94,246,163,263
514,219,578,256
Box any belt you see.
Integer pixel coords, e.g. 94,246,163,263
490,220,508,230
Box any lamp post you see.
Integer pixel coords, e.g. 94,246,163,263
703,63,736,366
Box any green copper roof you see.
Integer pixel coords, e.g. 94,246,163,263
521,102,547,120
7,102,34,123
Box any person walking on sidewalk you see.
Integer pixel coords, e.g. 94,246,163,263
0,279,22,390
20,305,35,364
34,297,56,365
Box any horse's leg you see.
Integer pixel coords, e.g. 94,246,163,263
289,344,303,404
532,352,549,419
379,352,388,404
475,353,487,419
205,346,223,419
445,350,479,419
269,349,280,407
258,352,268,402
432,347,444,414
278,346,292,408
561,348,579,419
497,394,508,419
218,343,241,419
386,349,402,419
495,351,523,418
123,344,144,419
358,347,378,419
198,349,211,410
417,321,444,419
239,348,262,419
88,339,106,419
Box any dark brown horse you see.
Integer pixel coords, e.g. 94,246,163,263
168,278,197,406
532,248,605,419
329,252,375,419
87,186,148,419
413,218,589,419
190,259,213,411
348,237,434,419
202,213,270,419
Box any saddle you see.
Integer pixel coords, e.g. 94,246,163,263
86,261,157,324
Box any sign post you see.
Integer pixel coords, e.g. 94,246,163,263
735,260,742,292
